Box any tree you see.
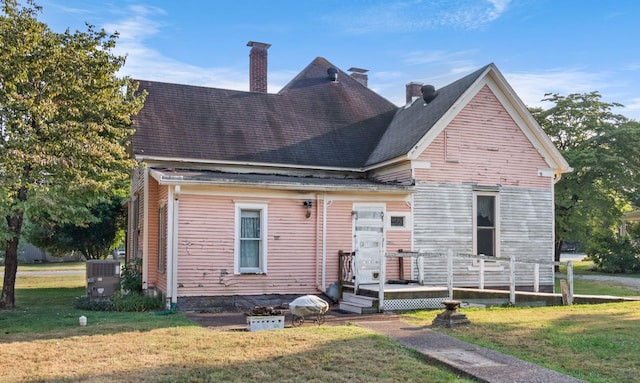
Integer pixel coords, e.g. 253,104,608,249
531,92,640,266
0,0,145,309
24,194,127,260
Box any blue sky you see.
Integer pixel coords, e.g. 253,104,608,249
37,0,640,119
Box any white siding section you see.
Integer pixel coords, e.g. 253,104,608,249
413,183,554,289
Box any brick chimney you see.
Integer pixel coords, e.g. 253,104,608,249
348,67,369,87
247,41,271,93
406,82,424,104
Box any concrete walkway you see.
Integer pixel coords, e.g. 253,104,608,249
188,310,587,383
358,319,587,383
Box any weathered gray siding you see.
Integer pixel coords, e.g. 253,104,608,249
413,183,554,289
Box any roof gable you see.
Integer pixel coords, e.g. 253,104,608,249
366,65,489,166
367,63,570,175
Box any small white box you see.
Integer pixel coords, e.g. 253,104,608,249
247,316,285,331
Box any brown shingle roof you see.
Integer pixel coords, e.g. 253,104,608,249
132,57,397,168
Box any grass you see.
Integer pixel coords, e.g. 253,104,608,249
3,261,640,382
554,275,640,296
561,260,640,278
554,260,640,296
0,273,474,383
406,303,640,383
0,261,87,272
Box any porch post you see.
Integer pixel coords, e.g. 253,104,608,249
534,263,540,293
379,252,385,312
509,256,516,305
166,185,180,311
447,249,453,299
142,167,149,290
479,259,485,289
567,261,574,305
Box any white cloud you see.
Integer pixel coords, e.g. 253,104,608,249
98,6,248,90
503,69,608,108
326,0,511,34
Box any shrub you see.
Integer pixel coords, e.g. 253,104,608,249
111,291,164,312
121,258,143,293
74,296,115,311
74,292,164,312
587,230,640,273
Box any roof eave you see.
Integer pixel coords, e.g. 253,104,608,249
149,170,413,194
136,155,368,173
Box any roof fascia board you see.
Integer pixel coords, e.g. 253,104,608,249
407,66,493,160
484,67,571,174
136,155,366,174
149,169,413,194
361,154,412,172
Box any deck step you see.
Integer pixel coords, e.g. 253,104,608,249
342,292,378,307
339,301,379,314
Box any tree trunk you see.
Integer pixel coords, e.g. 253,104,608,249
1,185,27,310
0,233,20,309
554,239,563,272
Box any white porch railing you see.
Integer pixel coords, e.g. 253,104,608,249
380,249,574,311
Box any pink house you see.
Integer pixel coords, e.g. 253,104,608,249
127,42,570,311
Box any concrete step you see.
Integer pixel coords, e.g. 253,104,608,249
339,301,379,314
342,292,378,307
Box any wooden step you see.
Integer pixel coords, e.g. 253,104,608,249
342,292,378,307
339,301,379,314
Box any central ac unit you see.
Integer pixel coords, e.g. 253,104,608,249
86,260,121,298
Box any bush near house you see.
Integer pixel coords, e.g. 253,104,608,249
587,229,640,273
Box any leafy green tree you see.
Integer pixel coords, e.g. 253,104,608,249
531,92,640,267
0,0,145,309
24,194,126,260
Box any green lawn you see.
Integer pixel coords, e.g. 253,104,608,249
2,261,640,382
0,261,87,273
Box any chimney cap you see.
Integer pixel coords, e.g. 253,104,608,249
348,67,369,74
247,41,271,49
421,84,437,103
327,67,338,81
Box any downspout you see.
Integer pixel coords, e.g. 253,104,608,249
551,175,557,293
165,188,174,309
171,185,180,310
142,167,149,290
321,194,328,292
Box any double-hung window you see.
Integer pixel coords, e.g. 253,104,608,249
473,193,499,257
235,203,268,274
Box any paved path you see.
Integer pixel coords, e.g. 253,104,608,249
358,319,587,383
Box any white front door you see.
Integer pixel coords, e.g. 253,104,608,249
353,205,385,286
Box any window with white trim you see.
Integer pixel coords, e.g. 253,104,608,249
473,193,499,256
386,212,411,230
235,203,268,274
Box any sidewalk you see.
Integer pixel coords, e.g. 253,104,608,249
187,309,587,383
